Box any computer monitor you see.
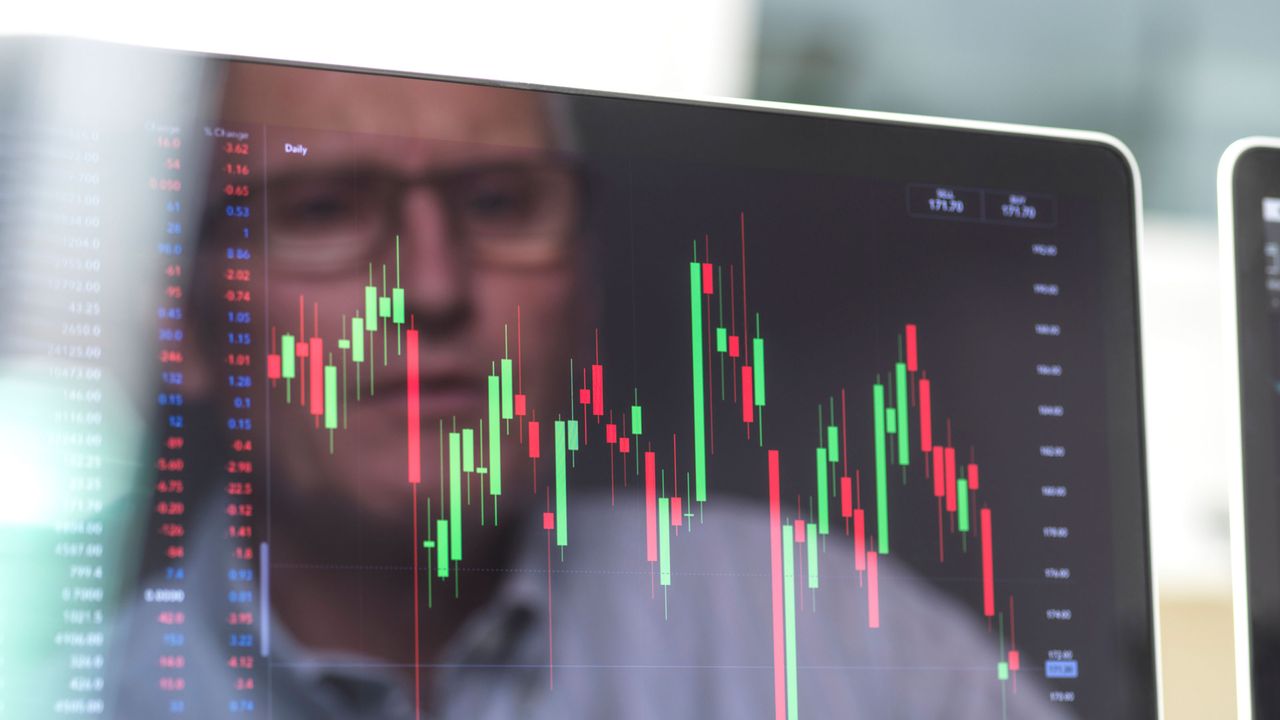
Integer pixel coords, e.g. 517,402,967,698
0,39,1156,718
1220,136,1280,720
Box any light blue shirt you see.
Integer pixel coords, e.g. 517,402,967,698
110,493,1070,719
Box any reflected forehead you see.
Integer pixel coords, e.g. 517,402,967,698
220,62,553,148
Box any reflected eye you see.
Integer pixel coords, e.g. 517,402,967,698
266,176,384,274
277,185,360,229
449,162,579,267
453,170,538,227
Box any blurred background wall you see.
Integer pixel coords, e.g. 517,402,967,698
10,1,1278,715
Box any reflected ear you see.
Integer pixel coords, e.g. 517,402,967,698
180,299,218,402
178,244,220,402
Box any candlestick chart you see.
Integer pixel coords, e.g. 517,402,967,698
261,216,1027,720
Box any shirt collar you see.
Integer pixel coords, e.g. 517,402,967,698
187,502,551,718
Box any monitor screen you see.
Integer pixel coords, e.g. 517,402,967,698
0,39,1153,719
1223,139,1280,719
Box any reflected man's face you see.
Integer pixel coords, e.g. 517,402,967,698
221,65,583,523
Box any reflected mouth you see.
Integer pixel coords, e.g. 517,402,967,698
371,372,486,422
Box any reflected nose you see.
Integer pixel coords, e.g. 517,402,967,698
397,185,471,336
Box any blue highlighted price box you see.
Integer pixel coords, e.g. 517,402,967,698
1045,660,1079,679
